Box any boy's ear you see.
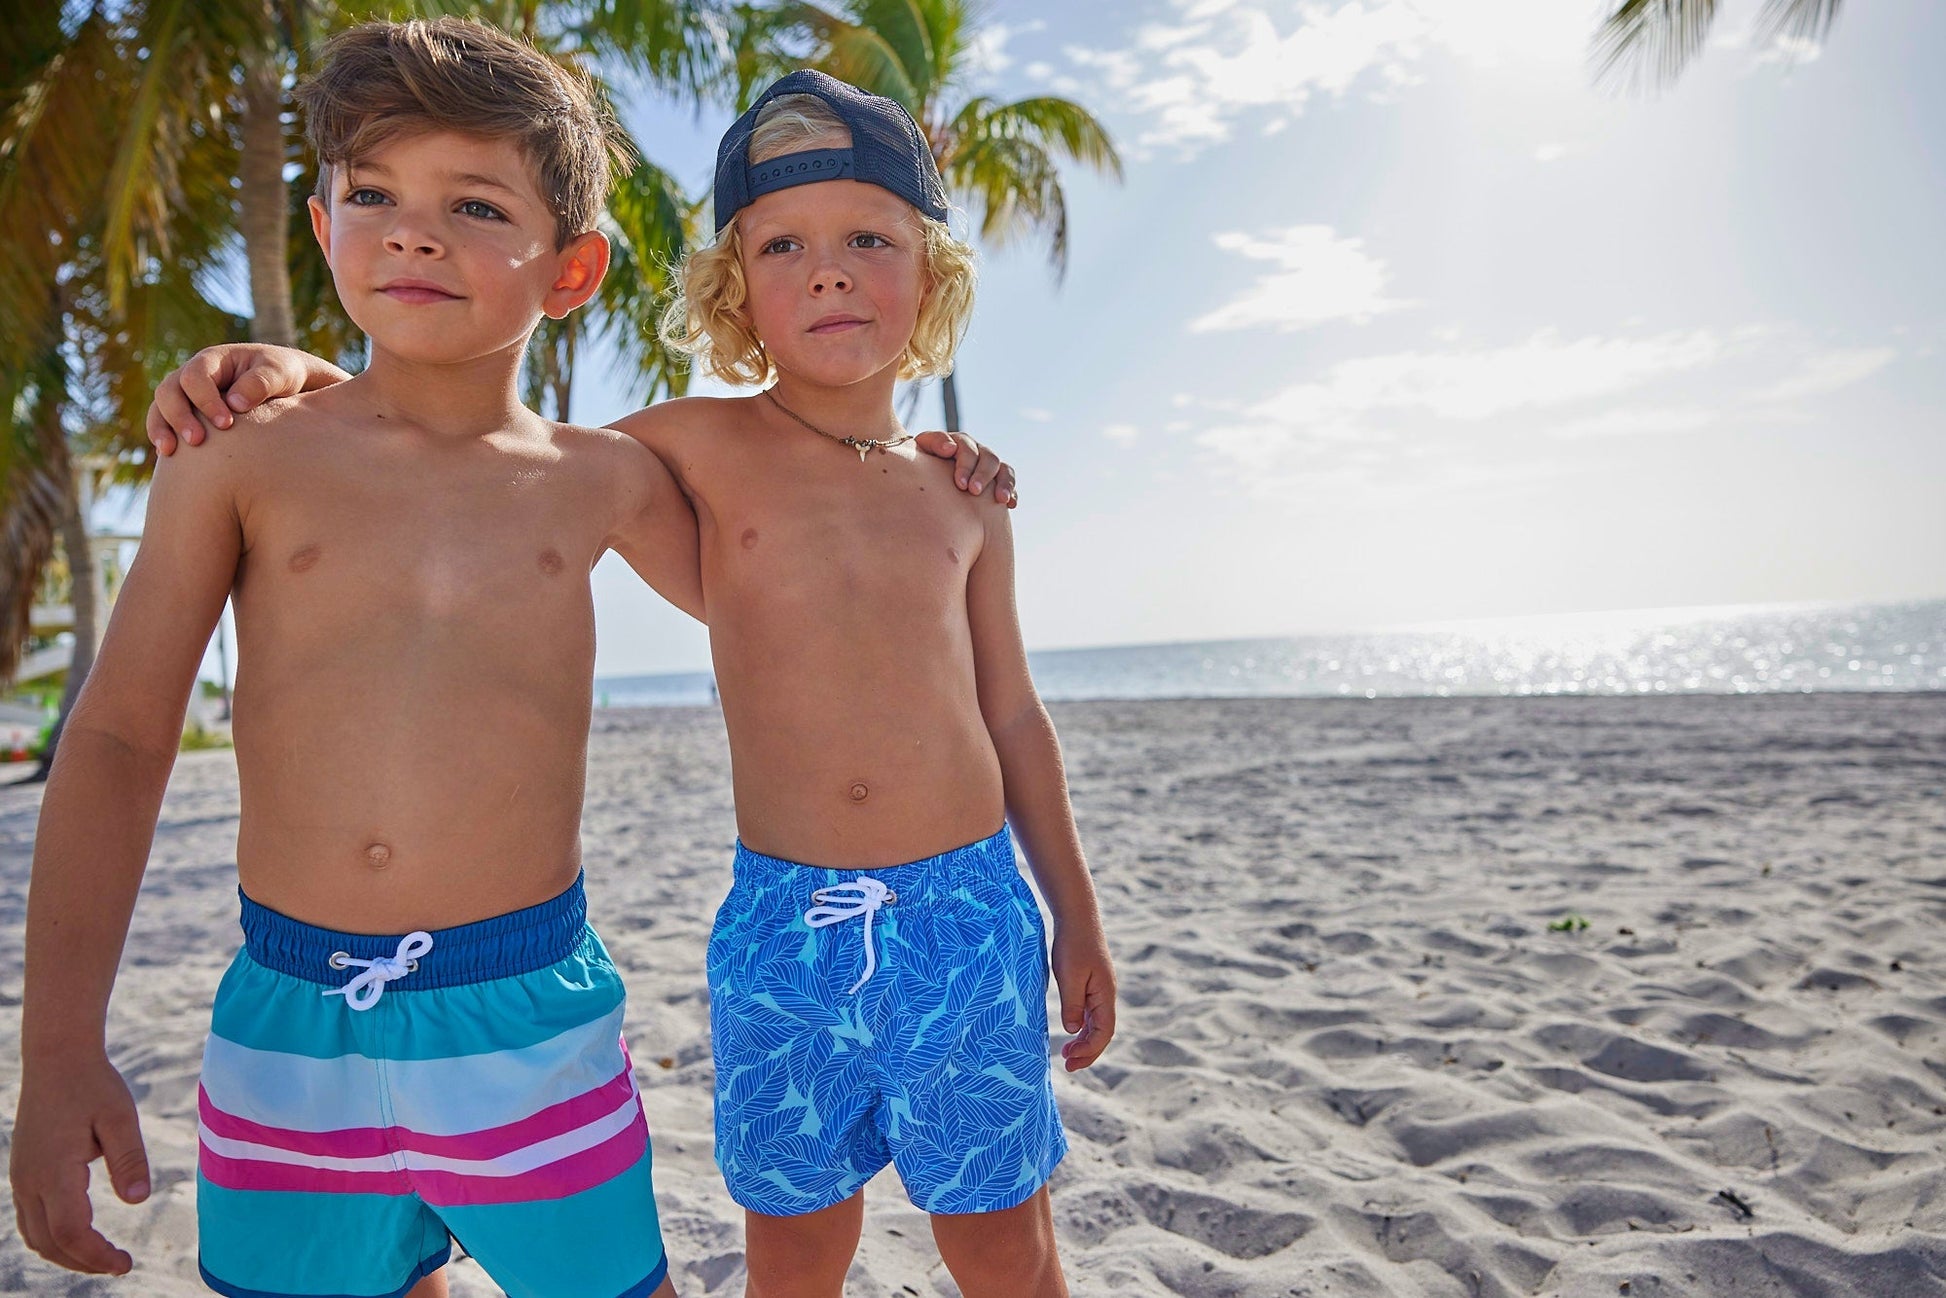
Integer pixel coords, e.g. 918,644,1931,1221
544,230,610,320
307,194,332,265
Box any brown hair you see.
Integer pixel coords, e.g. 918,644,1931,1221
659,94,977,386
298,17,630,247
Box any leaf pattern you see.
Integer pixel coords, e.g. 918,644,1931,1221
708,831,1068,1215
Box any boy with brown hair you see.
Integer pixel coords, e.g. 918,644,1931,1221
10,22,1001,1298
149,69,1115,1298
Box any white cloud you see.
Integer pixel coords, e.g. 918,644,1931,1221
970,19,1045,76
1756,34,1824,67
1018,407,1054,423
1191,225,1409,332
1184,328,1899,492
1061,0,1594,156
1192,328,1727,468
1746,347,1895,404
1551,407,1716,439
1102,423,1142,443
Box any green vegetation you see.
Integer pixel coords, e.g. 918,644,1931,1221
2,2,1122,774
179,721,233,753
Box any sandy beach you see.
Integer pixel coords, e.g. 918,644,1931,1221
4,693,1945,1297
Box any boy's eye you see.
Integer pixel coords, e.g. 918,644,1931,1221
458,199,505,221
345,188,388,207
761,237,800,255
852,233,892,249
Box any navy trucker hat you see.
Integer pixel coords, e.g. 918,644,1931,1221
713,69,949,232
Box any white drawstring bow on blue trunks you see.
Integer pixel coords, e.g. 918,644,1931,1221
324,931,434,1011
803,877,897,994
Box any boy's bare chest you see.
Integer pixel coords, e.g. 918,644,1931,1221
696,453,982,607
238,456,606,619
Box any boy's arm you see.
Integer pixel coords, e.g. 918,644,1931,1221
603,432,706,622
145,344,347,453
965,509,1117,1071
10,446,243,1275
143,344,1017,504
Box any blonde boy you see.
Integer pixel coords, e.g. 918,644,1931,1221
636,72,1116,1298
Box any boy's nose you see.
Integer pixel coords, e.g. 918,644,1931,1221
809,264,850,294
384,225,443,256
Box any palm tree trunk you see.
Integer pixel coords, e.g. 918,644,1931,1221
238,55,295,347
31,459,98,782
941,369,962,432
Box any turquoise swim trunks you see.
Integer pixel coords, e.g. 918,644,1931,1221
707,825,1067,1217
196,877,668,1298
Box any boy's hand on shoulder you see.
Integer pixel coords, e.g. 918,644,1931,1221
9,1056,150,1275
1052,922,1117,1072
147,344,347,456
912,430,1016,507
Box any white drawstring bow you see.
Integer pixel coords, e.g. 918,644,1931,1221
323,931,433,1011
803,877,896,994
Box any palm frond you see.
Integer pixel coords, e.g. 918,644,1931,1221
591,155,696,401
893,0,970,103
0,341,70,684
574,0,732,98
1593,0,1841,90
944,132,1067,273
770,3,920,106
844,0,933,99
0,11,123,376
942,94,1121,179
1757,0,1841,44
1592,0,1719,92
99,0,194,314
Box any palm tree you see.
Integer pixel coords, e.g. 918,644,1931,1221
2,1,717,775
752,0,1122,429
474,0,715,419
1593,0,1842,90
1,3,246,773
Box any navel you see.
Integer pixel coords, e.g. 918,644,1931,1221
848,781,870,804
740,527,760,551
538,549,565,576
289,543,322,573
947,546,960,565
363,842,392,870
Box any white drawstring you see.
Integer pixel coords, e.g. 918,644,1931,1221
804,877,896,994
323,932,433,1011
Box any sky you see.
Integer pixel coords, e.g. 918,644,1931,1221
189,0,1946,683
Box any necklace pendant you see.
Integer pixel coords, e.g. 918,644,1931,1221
855,441,871,462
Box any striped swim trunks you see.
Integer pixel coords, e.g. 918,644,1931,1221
196,876,668,1298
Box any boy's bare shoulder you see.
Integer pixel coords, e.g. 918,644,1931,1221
158,392,326,492
606,394,754,450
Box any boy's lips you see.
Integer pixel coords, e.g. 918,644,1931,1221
808,314,868,334
378,279,462,304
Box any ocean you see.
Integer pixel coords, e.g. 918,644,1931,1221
594,597,1946,708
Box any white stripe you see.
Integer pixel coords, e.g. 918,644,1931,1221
200,1005,628,1136
197,1088,641,1179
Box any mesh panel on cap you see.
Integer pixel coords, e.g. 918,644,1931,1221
713,69,948,231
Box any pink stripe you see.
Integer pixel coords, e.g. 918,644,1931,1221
197,1062,638,1162
200,1145,413,1196
199,1104,649,1205
414,1115,649,1207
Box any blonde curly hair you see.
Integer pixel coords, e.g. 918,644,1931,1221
659,94,976,387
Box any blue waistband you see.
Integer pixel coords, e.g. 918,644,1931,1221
732,824,1015,890
237,875,588,989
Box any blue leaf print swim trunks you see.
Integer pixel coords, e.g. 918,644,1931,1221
706,824,1068,1217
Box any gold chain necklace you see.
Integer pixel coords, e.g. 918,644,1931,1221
763,388,914,462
